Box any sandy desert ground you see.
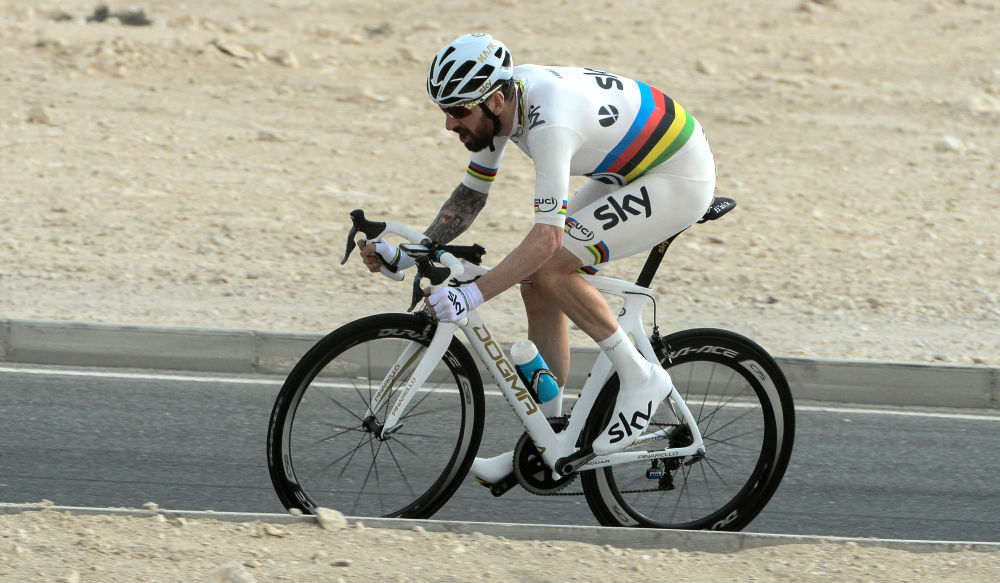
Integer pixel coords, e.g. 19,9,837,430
1,0,999,580
2,505,999,583
2,0,999,366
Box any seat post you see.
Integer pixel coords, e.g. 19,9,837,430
635,233,680,288
634,197,734,288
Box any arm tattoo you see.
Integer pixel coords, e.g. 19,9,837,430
424,184,488,244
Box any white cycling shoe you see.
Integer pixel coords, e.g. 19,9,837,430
591,363,674,455
470,451,514,486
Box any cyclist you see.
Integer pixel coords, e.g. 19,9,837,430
359,33,716,465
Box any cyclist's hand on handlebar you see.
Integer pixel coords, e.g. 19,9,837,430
359,238,415,275
425,283,483,323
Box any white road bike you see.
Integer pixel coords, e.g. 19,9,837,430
267,197,795,530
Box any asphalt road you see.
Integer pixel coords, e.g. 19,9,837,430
1,364,998,542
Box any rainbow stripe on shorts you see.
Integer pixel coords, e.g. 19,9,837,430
585,241,610,265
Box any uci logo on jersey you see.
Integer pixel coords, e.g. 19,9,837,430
594,185,652,231
563,217,595,242
534,196,560,214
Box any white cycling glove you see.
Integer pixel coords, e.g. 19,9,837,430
366,239,416,272
427,283,484,323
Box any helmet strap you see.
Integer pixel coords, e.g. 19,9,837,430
479,100,502,152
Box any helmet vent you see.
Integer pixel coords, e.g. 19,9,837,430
426,34,514,106
458,64,494,96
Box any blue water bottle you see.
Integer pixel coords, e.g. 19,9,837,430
511,340,560,403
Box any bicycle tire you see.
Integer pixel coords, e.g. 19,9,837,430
580,328,795,530
266,312,485,519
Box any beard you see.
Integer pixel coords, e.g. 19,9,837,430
454,113,496,152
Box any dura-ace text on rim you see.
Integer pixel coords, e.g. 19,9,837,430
266,313,486,518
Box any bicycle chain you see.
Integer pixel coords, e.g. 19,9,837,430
533,487,663,496
513,418,577,495
514,417,675,496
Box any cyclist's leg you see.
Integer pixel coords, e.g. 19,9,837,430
520,283,570,387
548,139,716,453
530,250,675,455
519,284,568,419
529,251,664,416
519,178,616,385
529,251,617,341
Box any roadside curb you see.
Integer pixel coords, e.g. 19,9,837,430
1,504,997,554
1,318,997,409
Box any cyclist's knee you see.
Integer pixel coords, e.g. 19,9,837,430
521,276,563,311
531,249,584,290
520,281,544,305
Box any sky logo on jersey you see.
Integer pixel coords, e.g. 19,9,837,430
563,216,596,242
467,161,498,182
534,197,566,215
589,82,695,183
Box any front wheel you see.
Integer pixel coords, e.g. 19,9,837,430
266,312,485,519
581,328,795,530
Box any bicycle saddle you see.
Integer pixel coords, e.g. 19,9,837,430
698,196,736,223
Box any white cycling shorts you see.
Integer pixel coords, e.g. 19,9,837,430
562,121,716,269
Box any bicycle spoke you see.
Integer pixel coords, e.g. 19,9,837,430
312,384,368,424
382,440,421,501
695,379,752,428
390,428,443,441
304,424,362,448
352,437,380,514
702,368,741,437
703,427,765,451
269,316,483,519
585,329,791,530
394,385,439,417
695,361,717,427
397,402,452,421
333,428,373,480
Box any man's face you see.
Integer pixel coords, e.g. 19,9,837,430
443,104,494,153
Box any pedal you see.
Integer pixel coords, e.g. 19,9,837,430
486,472,518,497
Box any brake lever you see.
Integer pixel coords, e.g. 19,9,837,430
409,259,430,312
407,256,456,312
341,209,388,265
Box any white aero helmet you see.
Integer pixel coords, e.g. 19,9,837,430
427,33,513,107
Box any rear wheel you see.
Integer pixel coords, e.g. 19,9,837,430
581,328,794,530
266,312,485,518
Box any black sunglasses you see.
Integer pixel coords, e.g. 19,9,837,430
441,104,477,119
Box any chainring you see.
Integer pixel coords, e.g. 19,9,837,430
513,417,577,495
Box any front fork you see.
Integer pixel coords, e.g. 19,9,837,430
363,318,458,439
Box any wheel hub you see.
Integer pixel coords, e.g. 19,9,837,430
361,415,399,441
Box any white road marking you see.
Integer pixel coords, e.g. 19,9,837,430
2,365,998,422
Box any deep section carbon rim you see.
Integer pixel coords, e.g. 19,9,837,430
267,314,484,519
583,329,794,530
